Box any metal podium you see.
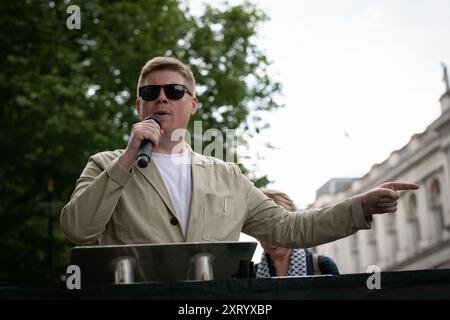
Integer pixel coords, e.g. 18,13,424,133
70,241,257,285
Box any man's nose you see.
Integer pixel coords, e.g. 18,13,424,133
156,87,168,102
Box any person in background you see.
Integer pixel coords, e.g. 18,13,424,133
256,189,339,277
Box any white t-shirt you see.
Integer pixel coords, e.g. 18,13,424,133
151,150,192,236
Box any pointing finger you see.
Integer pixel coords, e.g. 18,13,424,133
380,182,419,191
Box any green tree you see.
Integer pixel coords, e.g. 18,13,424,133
0,0,282,284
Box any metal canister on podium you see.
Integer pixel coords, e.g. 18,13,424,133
189,253,215,281
111,256,136,284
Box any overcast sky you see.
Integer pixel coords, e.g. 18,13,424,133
188,0,450,259
191,0,450,207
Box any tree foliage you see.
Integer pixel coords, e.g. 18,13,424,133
0,0,282,283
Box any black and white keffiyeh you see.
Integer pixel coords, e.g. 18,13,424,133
256,248,307,278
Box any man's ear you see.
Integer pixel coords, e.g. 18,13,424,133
136,97,141,116
190,96,198,115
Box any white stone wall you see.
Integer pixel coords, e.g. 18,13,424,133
312,111,450,274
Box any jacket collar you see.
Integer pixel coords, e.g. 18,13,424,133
135,157,177,218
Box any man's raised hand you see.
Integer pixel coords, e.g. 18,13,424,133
361,182,419,217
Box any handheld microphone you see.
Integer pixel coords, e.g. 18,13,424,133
137,115,161,168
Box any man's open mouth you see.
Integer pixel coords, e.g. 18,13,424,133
154,111,170,116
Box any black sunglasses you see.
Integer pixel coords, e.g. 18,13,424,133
139,84,192,101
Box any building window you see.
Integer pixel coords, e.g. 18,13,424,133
407,194,421,247
333,245,340,266
350,235,361,272
367,223,379,265
385,213,399,262
429,179,444,241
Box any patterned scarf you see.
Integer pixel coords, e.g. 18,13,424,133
256,248,307,278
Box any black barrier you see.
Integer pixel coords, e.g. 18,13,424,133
2,269,450,300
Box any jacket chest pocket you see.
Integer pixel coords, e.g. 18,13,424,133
202,194,240,241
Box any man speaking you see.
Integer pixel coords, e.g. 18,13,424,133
60,56,418,249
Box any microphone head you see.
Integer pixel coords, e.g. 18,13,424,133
144,115,161,127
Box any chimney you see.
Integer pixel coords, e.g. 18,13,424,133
440,92,450,113
440,62,450,113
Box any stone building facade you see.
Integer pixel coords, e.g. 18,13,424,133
311,82,450,273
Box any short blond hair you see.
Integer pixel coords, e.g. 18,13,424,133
137,56,196,97
262,189,297,212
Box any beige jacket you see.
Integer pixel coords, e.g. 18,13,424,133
60,149,370,246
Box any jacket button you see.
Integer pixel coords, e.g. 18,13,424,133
170,217,179,225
